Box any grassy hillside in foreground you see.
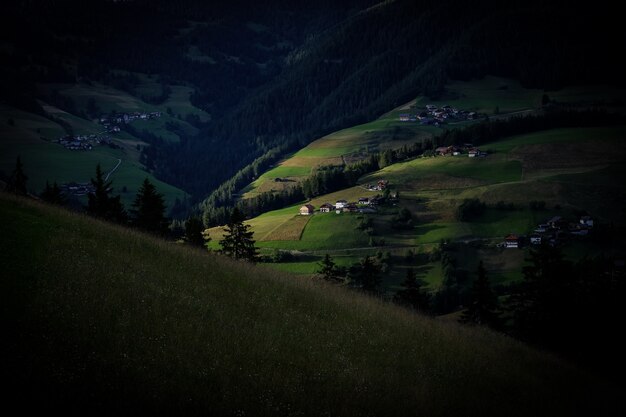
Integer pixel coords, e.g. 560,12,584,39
1,193,620,416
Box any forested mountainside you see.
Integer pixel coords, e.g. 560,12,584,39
2,0,625,201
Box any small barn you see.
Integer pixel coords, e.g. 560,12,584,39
299,204,315,215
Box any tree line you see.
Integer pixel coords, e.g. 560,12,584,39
315,242,625,379
4,157,170,236
3,156,262,264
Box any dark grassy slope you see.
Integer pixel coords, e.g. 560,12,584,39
0,194,620,416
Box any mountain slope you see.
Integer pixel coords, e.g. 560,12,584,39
181,0,626,197
0,192,619,416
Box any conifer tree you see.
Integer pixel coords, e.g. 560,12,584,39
5,156,28,195
184,216,206,247
349,255,382,293
317,253,343,282
131,178,168,235
460,261,501,328
87,164,127,223
508,244,572,343
394,268,431,312
40,181,65,205
219,208,258,262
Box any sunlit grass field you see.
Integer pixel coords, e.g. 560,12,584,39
236,125,626,291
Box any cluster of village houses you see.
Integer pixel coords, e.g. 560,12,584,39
56,134,114,151
300,197,380,216
363,179,389,191
55,110,162,151
399,104,481,126
503,215,594,249
299,180,389,215
60,182,95,197
99,111,162,131
434,144,488,158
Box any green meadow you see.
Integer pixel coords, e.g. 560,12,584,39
0,103,188,209
0,76,211,209
236,125,626,291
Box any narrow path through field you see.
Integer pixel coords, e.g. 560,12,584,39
105,159,122,181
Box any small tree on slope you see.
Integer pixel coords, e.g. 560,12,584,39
131,178,168,235
87,164,127,223
5,156,28,196
219,208,259,262
460,261,501,329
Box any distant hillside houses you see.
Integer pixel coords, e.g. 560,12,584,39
99,111,162,131
56,134,114,151
399,104,481,126
503,214,594,249
364,179,388,191
299,196,382,216
61,182,95,196
435,144,486,157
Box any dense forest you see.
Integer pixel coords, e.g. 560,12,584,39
2,0,625,206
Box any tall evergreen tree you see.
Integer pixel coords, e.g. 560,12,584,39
40,181,65,205
508,244,573,345
87,164,127,223
460,261,501,328
317,253,343,282
394,268,431,312
349,255,382,293
219,208,259,262
131,178,168,235
5,156,28,195
184,216,206,247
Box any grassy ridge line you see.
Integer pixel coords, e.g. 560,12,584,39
0,193,618,416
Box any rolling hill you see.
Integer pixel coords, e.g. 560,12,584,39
213,123,626,291
0,192,621,416
0,75,209,209
240,77,626,200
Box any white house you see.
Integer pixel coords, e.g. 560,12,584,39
335,200,348,209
